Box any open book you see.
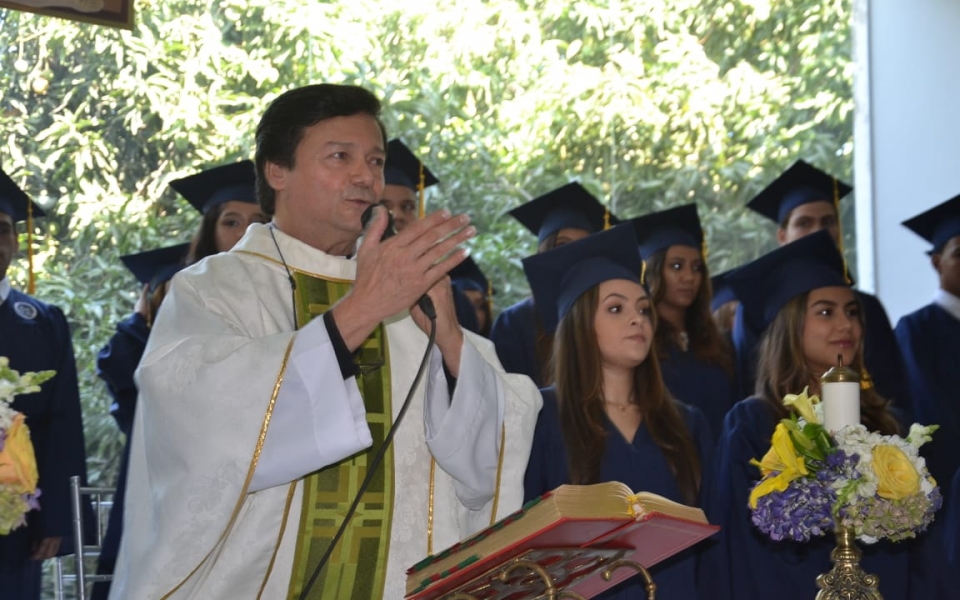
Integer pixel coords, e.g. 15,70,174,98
405,481,719,599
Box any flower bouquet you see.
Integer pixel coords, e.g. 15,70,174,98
0,356,54,535
748,387,941,545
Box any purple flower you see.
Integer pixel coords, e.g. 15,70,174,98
751,478,836,542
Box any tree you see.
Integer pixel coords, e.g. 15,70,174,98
0,0,854,490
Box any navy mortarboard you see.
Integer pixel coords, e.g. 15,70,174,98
902,192,960,254
747,160,852,224
728,229,847,330
120,243,190,293
450,256,490,296
710,269,737,312
0,169,45,222
169,160,257,214
629,203,704,260
385,139,439,191
523,223,641,333
508,182,618,244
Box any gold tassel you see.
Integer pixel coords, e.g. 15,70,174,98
860,367,874,391
486,279,494,317
603,207,611,230
418,162,426,219
26,198,35,295
640,260,647,286
702,238,709,261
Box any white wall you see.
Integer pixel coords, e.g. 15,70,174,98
854,0,960,323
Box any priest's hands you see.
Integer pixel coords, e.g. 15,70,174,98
332,206,475,352
410,276,464,376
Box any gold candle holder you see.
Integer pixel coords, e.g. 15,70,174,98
815,523,882,599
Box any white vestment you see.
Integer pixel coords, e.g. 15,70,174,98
109,224,542,600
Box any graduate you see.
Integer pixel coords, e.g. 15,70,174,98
449,255,493,337
380,138,438,232
709,269,737,336
895,193,960,487
522,223,712,600
734,161,909,410
171,160,268,265
630,204,738,438
490,182,617,385
0,170,89,600
707,230,915,600
91,243,188,600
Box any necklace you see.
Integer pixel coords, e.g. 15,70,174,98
678,330,690,352
604,400,637,413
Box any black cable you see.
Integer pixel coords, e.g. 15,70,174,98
299,314,438,599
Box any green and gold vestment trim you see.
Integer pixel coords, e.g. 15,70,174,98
285,271,394,600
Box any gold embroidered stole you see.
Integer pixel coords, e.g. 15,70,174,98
286,271,393,600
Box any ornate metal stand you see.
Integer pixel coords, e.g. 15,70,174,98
815,524,883,599
439,547,656,600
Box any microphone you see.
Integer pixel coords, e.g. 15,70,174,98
361,205,437,320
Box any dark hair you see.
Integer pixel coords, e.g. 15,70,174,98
254,84,387,215
551,285,702,505
185,204,224,265
755,292,900,436
646,248,733,374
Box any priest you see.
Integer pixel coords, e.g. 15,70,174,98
109,84,541,600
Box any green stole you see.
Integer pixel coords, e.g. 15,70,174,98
285,271,394,600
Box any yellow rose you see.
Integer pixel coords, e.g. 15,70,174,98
0,413,39,494
872,445,920,500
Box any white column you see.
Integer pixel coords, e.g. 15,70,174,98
854,0,960,323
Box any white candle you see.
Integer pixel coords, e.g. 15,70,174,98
822,380,860,431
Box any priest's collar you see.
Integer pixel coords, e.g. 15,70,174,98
934,288,960,322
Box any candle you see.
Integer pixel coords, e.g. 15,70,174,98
821,354,860,431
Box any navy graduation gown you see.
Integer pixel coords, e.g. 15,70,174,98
732,290,910,411
659,343,738,440
490,297,548,386
704,397,914,600
0,288,89,598
895,303,960,487
524,388,714,600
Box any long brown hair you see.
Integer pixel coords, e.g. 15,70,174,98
755,292,900,435
646,248,733,374
551,285,702,505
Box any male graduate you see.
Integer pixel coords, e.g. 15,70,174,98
734,160,908,408
109,84,541,600
0,169,89,600
380,138,438,232
895,193,960,487
489,183,617,386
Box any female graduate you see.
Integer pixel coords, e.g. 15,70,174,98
522,223,712,600
707,230,915,600
490,182,617,385
178,160,268,264
630,204,737,438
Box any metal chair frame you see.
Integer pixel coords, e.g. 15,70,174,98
53,475,114,600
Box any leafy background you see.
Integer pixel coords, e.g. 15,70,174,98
0,0,852,528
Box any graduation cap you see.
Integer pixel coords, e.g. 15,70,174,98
169,160,257,214
120,243,190,293
0,169,46,223
710,269,737,312
523,223,642,333
450,256,490,295
0,168,47,294
747,160,852,225
629,203,704,259
727,230,847,330
902,192,960,254
385,139,439,191
508,182,618,244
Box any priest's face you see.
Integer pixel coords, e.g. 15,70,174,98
0,212,16,282
934,236,960,298
265,113,386,253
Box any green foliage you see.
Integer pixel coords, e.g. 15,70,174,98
0,0,853,489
